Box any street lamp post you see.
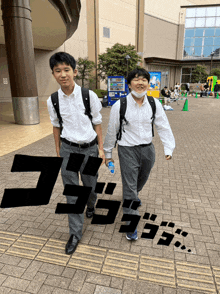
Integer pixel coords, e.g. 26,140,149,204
125,55,131,77
210,52,214,75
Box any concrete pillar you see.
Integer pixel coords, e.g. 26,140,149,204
1,0,40,125
136,0,145,66
86,0,100,90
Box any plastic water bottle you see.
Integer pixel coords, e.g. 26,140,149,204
107,161,115,174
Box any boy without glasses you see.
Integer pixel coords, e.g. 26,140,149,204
47,52,105,254
104,68,175,241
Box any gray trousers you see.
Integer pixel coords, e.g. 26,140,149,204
118,144,155,233
59,141,99,240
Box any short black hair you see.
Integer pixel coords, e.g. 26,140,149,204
126,68,150,84
49,52,76,71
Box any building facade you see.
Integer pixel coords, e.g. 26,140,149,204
0,0,219,108
143,1,220,88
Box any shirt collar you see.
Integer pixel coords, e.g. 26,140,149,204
59,82,80,98
128,92,148,105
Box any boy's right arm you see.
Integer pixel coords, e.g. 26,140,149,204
53,126,61,157
103,101,120,165
47,97,61,157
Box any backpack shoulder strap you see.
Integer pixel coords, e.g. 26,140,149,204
81,87,93,123
51,91,63,132
147,96,156,137
115,97,128,146
119,97,127,122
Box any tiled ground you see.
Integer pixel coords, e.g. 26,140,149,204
0,101,53,157
0,96,220,293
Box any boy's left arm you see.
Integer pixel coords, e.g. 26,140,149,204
89,90,105,165
154,99,175,160
94,124,105,165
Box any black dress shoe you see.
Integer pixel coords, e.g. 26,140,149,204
65,235,79,255
86,207,95,218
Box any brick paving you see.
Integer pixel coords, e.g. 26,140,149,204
0,97,220,293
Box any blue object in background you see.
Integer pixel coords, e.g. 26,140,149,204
107,161,115,174
107,76,130,106
148,72,161,90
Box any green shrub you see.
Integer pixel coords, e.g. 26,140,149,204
93,89,108,97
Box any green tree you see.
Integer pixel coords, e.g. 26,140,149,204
97,43,142,83
75,57,95,88
211,67,220,79
191,65,208,83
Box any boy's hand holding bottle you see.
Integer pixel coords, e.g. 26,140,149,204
105,158,115,174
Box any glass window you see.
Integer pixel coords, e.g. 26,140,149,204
213,46,220,56
205,28,215,36
195,28,204,37
103,27,110,38
216,18,220,27
186,18,195,28
216,29,220,37
194,38,203,46
206,18,216,27
196,7,206,17
184,47,193,57
203,46,214,57
185,29,194,38
184,38,194,47
214,38,220,46
195,18,205,27
186,8,196,18
206,7,216,17
184,6,220,60
182,68,191,74
182,75,191,83
194,47,202,57
204,37,214,46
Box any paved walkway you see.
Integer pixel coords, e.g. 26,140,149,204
0,96,220,293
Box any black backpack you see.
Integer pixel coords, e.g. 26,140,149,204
51,88,92,134
115,96,156,146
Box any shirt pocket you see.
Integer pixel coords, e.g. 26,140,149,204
123,109,138,128
60,101,73,121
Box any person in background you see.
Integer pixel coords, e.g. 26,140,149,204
169,87,176,103
185,83,190,95
174,85,179,100
175,82,180,95
200,83,204,97
204,83,209,97
161,86,171,105
214,82,219,98
170,87,174,98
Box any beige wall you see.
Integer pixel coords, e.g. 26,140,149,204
0,45,11,102
144,14,179,60
188,0,220,4
99,0,137,54
64,0,88,59
144,0,192,25
31,0,66,50
35,48,64,102
36,0,89,102
136,0,145,66
34,0,88,101
0,45,65,102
